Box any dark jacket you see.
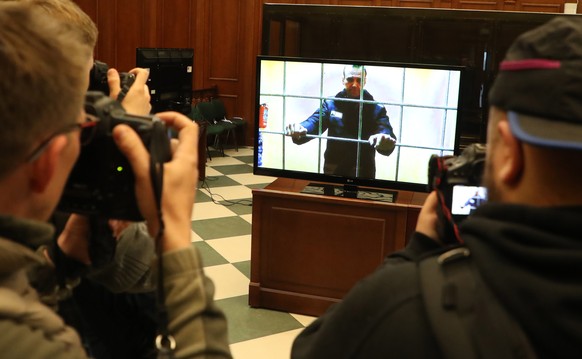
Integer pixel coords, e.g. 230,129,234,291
294,89,396,178
291,203,582,358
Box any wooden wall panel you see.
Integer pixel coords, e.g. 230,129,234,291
451,0,503,10
97,0,141,70
94,1,115,64
337,0,375,5
388,0,448,8
75,0,97,21
142,0,161,46
236,1,262,134
116,0,148,71
516,0,564,12
208,0,240,83
159,0,194,47
191,0,206,90
74,0,196,69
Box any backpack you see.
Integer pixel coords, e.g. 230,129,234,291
418,246,537,359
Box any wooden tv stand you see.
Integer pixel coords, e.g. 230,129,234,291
249,178,428,317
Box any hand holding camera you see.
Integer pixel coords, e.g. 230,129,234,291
112,110,199,250
90,60,152,115
419,143,487,244
57,91,198,251
58,92,171,221
108,67,152,115
414,191,443,244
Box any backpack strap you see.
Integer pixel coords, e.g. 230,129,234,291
419,247,537,359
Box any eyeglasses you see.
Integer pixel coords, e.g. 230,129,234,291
26,114,99,163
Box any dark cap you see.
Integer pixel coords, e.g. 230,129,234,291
488,16,582,150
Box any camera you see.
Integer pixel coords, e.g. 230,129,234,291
428,143,487,222
89,60,135,96
57,91,171,221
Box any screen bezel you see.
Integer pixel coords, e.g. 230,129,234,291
253,55,470,193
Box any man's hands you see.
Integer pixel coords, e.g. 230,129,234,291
112,111,199,252
368,133,396,155
108,219,132,239
285,123,308,140
415,191,445,245
56,214,91,265
107,67,152,115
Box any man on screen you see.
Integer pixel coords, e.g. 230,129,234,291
285,65,397,178
460,188,487,213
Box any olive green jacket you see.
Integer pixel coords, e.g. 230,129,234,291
0,215,232,358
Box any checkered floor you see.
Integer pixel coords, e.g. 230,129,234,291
192,146,316,359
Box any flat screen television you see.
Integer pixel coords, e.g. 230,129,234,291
136,47,194,114
254,56,470,199
261,5,576,154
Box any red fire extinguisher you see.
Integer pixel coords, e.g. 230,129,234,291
259,103,268,129
257,103,268,166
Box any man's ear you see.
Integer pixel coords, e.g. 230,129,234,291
496,120,524,185
29,135,68,193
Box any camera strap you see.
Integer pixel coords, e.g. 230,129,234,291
419,247,537,359
431,156,463,245
435,190,463,244
148,121,176,359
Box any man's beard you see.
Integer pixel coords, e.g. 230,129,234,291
482,159,499,203
345,86,362,98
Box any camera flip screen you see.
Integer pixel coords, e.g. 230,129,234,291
450,185,487,216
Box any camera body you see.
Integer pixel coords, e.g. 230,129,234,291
428,143,487,222
58,91,171,220
89,60,135,96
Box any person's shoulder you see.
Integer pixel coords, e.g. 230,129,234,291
0,316,86,358
345,261,442,355
322,261,424,331
351,260,421,305
322,97,338,111
293,261,440,358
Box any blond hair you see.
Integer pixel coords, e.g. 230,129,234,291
0,2,90,177
0,0,98,48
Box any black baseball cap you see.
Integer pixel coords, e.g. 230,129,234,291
488,16,582,150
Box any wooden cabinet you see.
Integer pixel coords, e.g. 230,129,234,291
249,178,427,316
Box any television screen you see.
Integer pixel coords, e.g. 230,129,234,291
254,56,468,195
136,47,194,114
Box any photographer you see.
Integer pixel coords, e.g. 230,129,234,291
291,16,582,358
0,3,230,358
0,1,164,357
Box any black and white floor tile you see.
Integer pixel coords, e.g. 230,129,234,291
192,146,316,358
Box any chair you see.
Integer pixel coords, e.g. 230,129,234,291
206,98,246,152
194,101,228,159
187,102,225,160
